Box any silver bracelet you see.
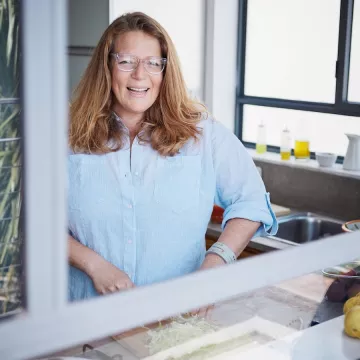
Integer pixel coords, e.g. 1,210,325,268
206,242,237,264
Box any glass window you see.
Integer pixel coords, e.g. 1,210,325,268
242,105,360,156
348,0,360,103
0,0,22,318
4,1,360,360
45,259,360,359
68,55,92,96
245,0,340,103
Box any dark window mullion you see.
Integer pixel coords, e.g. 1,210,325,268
335,0,354,106
235,0,358,162
235,0,247,140
238,96,360,117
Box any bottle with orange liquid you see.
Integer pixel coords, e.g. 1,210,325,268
294,126,310,160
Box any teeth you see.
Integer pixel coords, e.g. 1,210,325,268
128,87,148,92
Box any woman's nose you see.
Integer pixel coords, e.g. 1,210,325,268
131,60,147,80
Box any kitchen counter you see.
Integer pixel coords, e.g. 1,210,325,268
206,221,293,252
49,271,350,359
52,311,360,360
46,221,352,359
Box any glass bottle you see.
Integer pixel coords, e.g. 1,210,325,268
256,121,267,154
280,125,292,160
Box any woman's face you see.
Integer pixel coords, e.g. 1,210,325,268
111,31,163,121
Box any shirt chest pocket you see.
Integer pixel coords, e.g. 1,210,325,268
68,156,118,212
154,155,201,214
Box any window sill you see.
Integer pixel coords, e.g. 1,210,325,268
247,148,360,180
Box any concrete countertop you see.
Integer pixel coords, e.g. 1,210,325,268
206,221,294,252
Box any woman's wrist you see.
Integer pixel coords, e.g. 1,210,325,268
206,242,237,264
83,251,105,278
201,253,226,269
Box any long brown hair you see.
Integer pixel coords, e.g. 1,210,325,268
69,12,207,156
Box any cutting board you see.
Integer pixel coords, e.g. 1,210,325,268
112,316,296,360
270,203,291,217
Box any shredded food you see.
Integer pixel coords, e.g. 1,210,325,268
146,315,219,355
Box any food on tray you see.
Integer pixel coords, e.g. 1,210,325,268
164,333,255,360
146,315,218,355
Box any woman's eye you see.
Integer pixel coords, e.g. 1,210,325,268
148,60,161,67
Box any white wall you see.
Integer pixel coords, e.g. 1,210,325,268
110,0,205,102
207,0,238,131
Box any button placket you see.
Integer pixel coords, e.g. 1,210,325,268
121,146,138,280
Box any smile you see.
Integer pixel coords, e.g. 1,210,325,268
127,87,149,92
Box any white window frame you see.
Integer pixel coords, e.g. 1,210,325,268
0,1,358,359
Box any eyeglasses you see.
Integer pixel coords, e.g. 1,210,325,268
110,53,167,74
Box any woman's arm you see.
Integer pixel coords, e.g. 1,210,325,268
199,120,277,268
192,218,260,315
68,236,134,294
199,218,260,269
68,235,102,276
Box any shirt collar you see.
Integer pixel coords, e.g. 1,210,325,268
112,111,129,133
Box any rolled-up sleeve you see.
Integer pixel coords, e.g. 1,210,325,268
211,120,278,237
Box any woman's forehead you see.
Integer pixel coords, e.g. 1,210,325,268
113,31,162,57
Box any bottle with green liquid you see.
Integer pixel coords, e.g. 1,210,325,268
256,121,267,154
280,124,292,160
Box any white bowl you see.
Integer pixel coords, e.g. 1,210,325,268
316,152,337,167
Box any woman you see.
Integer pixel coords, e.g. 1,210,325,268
68,12,277,302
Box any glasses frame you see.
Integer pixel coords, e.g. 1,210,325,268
110,52,167,74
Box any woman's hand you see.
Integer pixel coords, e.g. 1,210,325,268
88,257,135,295
189,253,223,317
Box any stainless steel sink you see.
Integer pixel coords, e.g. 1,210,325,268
270,212,344,245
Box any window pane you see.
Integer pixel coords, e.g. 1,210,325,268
45,261,358,359
0,103,22,317
0,0,23,318
348,0,360,103
245,0,340,103
243,105,360,156
68,55,92,96
0,1,20,99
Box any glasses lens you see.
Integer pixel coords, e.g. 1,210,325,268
144,58,165,74
116,54,137,71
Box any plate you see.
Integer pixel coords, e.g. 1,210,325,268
342,220,360,232
322,261,360,279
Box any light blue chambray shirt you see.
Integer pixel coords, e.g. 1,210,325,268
68,115,278,301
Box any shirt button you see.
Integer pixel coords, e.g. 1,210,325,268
127,239,132,244
128,203,133,209
134,171,139,176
